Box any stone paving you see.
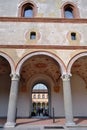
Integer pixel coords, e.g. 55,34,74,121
0,118,87,130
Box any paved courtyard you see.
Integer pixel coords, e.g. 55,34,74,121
0,117,87,130
16,117,87,126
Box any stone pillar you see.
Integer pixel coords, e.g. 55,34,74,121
61,74,75,126
4,74,20,128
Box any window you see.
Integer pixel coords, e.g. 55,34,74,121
33,94,36,99
38,94,40,99
67,31,80,45
64,4,74,18
61,2,80,18
30,32,36,39
71,32,76,40
18,1,37,17
64,6,73,18
23,5,33,18
42,94,45,99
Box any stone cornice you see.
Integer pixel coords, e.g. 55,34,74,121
0,17,87,23
0,45,87,50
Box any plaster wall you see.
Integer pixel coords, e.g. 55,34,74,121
0,22,86,46
0,0,18,17
17,91,30,117
71,74,87,117
51,85,64,117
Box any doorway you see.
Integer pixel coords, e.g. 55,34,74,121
32,83,49,118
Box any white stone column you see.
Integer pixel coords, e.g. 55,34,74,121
4,74,20,128
61,74,75,126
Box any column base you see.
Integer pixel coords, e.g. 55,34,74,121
65,121,76,127
4,122,16,128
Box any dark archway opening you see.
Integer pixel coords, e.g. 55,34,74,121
71,56,87,118
0,56,11,124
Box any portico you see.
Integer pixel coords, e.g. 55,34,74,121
3,51,75,127
0,51,87,129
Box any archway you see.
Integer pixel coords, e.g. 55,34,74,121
0,56,11,119
67,53,87,118
32,83,49,117
17,52,65,119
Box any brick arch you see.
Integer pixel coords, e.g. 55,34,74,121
0,51,15,74
61,1,80,18
16,51,66,75
18,0,37,17
67,52,87,74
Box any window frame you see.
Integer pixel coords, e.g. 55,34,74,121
61,2,80,18
18,1,37,17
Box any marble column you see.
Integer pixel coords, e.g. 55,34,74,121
61,74,75,126
4,74,20,128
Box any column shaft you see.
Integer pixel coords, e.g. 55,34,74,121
62,74,75,126
5,74,19,128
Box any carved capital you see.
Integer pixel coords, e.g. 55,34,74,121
61,73,72,81
10,73,20,81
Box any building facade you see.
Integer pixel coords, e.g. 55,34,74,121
0,0,87,128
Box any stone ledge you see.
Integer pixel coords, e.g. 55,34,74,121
0,17,87,23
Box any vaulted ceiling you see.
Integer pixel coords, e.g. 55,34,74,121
20,55,61,85
71,56,87,85
0,56,11,74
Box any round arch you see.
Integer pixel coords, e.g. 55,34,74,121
16,51,66,75
67,52,87,74
27,73,54,116
0,52,15,74
27,73,54,90
17,51,65,118
67,52,87,118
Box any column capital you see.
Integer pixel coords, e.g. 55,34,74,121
61,73,72,81
10,73,20,81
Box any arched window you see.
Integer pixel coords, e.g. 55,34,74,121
61,2,80,18
23,3,33,17
22,3,33,18
18,1,37,17
64,5,74,18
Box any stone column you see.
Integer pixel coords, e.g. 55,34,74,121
4,74,20,128
61,74,75,126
